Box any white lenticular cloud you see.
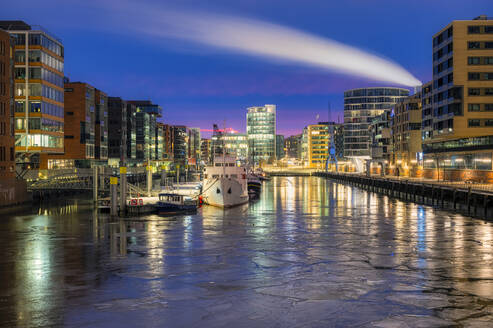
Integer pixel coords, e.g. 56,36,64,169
116,4,421,87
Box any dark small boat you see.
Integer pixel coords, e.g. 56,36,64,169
156,193,198,215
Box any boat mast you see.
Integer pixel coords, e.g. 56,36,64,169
223,120,226,177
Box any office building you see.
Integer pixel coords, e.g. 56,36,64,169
423,16,493,182
128,100,162,162
391,94,422,177
343,88,410,167
285,134,302,159
162,123,174,161
334,125,345,159
0,29,14,179
276,134,285,160
0,21,64,169
172,125,188,167
301,127,308,166
156,122,165,161
107,97,127,164
94,88,108,161
188,127,201,167
0,29,27,206
200,138,211,164
247,104,276,165
125,102,136,161
47,82,95,169
369,111,392,174
212,133,248,162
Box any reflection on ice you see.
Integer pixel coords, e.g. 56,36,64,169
1,176,493,327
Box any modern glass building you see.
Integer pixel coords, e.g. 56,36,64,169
246,104,276,165
344,87,409,159
128,101,162,162
0,21,64,168
212,133,248,162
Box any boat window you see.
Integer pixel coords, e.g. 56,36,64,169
229,163,235,167
216,188,221,194
212,174,219,178
215,163,221,167
225,175,229,178
227,188,232,194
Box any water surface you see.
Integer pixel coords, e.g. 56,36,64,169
1,176,493,327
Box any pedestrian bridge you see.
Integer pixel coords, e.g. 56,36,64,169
26,167,147,191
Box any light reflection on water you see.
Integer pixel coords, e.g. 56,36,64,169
1,176,493,327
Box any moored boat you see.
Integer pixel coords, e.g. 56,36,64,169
202,156,249,208
155,193,198,215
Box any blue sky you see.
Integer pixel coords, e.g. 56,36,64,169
3,0,493,137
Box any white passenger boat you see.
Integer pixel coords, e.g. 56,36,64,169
202,156,249,208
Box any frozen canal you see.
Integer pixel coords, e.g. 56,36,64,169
1,176,493,327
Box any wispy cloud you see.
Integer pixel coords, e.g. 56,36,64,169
99,1,421,87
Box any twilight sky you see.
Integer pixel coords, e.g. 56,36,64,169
3,0,493,137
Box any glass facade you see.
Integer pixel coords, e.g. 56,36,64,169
246,105,276,165
344,88,409,158
7,25,64,157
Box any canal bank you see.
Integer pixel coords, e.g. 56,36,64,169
315,172,493,220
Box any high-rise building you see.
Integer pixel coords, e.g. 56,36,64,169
391,94,422,176
172,125,188,167
0,21,64,169
0,29,27,206
46,82,95,169
344,88,409,162
188,127,201,167
156,122,165,161
246,104,276,165
107,97,127,164
125,102,136,161
162,123,174,161
128,101,162,162
422,16,493,182
276,134,285,160
95,88,108,161
0,29,14,179
200,138,211,164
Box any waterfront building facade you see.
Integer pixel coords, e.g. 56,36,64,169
128,101,162,162
0,29,27,206
188,127,201,167
0,21,64,169
125,102,136,161
200,138,211,165
107,97,127,164
94,88,108,161
276,134,285,160
46,82,95,169
172,125,188,167
391,94,422,177
423,16,493,182
247,104,276,165
0,29,14,179
344,87,409,170
223,133,248,162
285,134,302,159
369,111,392,174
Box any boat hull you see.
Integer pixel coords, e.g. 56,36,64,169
203,177,249,208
